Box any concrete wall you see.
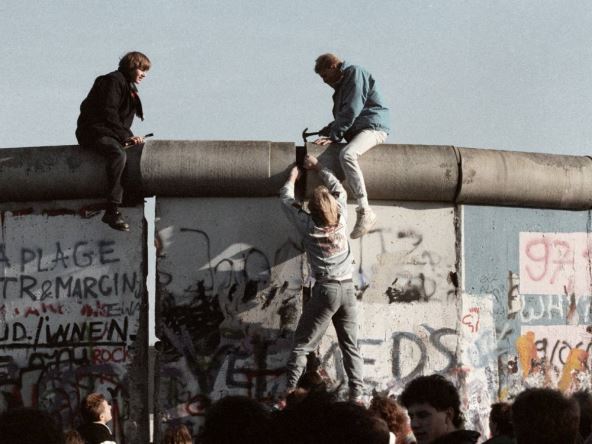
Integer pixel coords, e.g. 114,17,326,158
154,197,461,437
0,201,148,444
463,205,592,401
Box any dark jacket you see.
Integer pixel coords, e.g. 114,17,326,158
432,429,481,444
77,422,116,444
483,435,515,444
76,70,142,145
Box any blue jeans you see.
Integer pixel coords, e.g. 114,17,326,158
285,281,364,398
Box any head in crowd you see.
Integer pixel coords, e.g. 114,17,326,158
0,407,65,444
572,390,592,440
199,395,272,444
308,186,339,227
369,394,414,443
320,401,391,444
80,392,112,424
512,388,580,444
399,374,464,444
489,402,513,438
64,429,84,444
314,53,343,87
162,423,192,444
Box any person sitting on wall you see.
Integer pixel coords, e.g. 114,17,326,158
76,51,151,232
483,402,514,444
399,374,480,444
512,388,580,444
313,53,390,239
77,393,116,444
280,154,364,403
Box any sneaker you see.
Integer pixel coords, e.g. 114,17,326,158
102,210,130,232
350,208,377,239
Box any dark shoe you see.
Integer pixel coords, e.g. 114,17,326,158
102,210,130,231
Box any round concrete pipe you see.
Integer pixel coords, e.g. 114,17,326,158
304,143,459,201
141,140,294,196
0,145,143,203
457,148,592,209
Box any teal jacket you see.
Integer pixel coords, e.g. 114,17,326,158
320,61,390,142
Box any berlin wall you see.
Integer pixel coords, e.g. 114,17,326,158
2,140,592,443
0,199,149,444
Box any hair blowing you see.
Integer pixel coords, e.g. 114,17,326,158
118,51,151,76
308,186,339,227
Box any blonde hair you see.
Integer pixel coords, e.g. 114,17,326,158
308,185,339,227
314,53,342,73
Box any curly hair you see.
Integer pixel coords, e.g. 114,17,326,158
369,395,413,443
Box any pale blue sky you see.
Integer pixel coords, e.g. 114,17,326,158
2,0,592,154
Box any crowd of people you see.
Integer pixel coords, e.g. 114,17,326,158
1,373,591,444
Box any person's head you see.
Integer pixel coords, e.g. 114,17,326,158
572,390,592,440
162,423,193,444
512,388,580,444
489,402,513,437
200,396,272,444
0,407,65,444
80,393,112,424
314,53,343,87
118,51,151,84
322,401,391,444
308,186,339,227
399,374,463,444
369,395,413,443
65,429,84,444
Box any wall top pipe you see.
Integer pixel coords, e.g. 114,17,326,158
1,140,591,210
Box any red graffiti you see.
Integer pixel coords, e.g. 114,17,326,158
91,346,130,364
462,307,480,333
24,302,64,317
524,237,575,290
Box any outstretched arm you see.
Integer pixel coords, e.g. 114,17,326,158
280,166,309,235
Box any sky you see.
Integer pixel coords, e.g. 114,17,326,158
2,0,592,343
2,0,592,155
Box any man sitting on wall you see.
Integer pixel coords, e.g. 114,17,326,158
400,374,480,444
76,51,151,232
77,393,116,444
313,53,390,239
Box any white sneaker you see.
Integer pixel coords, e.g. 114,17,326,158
350,208,377,239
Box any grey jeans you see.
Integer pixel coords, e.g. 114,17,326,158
285,280,364,398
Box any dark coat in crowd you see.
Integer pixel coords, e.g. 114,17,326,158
483,435,515,444
432,429,480,444
77,422,116,444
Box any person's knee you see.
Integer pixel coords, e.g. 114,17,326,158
339,147,357,164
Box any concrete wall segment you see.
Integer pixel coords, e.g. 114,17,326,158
463,205,592,399
305,142,459,201
0,199,149,444
141,140,294,196
458,147,592,209
3,141,592,210
154,196,459,437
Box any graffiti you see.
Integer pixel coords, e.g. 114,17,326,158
0,213,144,444
520,232,592,296
385,273,437,303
